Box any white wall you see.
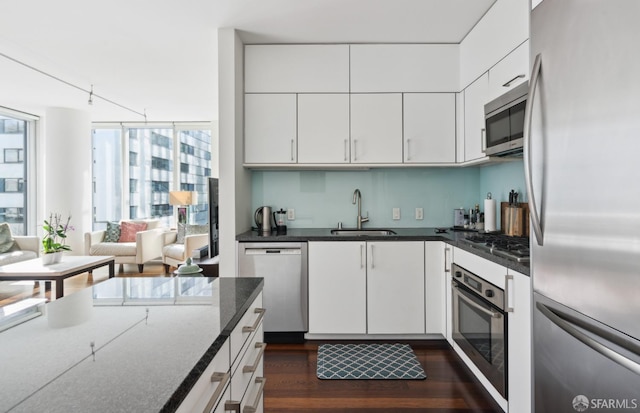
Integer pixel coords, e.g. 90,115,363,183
41,107,92,254
218,28,251,277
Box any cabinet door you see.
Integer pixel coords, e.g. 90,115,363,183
308,241,366,334
424,241,446,335
244,94,297,164
245,44,349,93
404,93,456,163
507,269,532,413
297,94,350,163
367,242,425,334
443,243,454,344
487,40,529,102
463,73,489,162
350,94,403,163
350,44,459,92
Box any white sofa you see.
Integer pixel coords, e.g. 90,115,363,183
0,236,39,266
84,219,167,273
162,230,208,274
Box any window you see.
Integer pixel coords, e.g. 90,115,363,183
92,124,212,229
92,128,123,230
0,113,31,235
4,148,23,163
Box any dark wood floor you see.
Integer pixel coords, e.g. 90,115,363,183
264,341,503,413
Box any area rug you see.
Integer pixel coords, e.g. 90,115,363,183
317,343,426,380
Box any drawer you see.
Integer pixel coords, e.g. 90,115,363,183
230,293,264,372
176,339,231,413
240,376,266,413
231,323,265,402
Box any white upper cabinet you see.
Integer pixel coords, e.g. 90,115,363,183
350,44,459,92
403,93,456,163
297,94,350,164
244,94,297,164
487,40,530,102
463,73,490,162
245,45,349,93
350,94,403,163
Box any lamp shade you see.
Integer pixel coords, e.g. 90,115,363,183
169,191,198,206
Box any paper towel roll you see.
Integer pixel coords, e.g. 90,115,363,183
484,198,497,232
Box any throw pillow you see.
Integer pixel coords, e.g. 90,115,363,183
104,222,121,242
0,222,15,253
119,221,148,242
176,224,208,244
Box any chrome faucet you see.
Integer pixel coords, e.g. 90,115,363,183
352,189,369,229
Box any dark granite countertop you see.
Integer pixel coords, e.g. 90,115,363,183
0,277,263,413
237,227,530,276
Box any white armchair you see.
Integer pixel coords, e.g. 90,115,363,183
84,219,167,273
162,230,208,274
0,236,40,266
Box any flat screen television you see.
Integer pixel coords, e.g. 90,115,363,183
208,177,219,258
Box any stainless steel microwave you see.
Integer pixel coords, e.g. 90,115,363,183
484,82,528,156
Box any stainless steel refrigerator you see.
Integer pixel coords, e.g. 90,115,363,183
527,1,640,412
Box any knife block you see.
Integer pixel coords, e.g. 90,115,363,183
500,202,530,237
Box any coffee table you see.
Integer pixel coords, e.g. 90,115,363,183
0,255,115,299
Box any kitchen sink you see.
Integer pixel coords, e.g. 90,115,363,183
330,229,397,236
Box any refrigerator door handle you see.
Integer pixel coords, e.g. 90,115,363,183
537,301,640,376
524,53,544,246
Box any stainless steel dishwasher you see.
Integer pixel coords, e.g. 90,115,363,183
237,242,308,343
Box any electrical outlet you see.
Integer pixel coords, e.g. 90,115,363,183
392,208,401,220
287,208,295,220
415,207,424,220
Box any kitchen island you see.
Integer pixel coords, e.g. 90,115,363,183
0,276,263,413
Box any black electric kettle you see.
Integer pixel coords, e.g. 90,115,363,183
254,206,272,235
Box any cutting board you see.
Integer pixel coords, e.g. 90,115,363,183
500,202,530,237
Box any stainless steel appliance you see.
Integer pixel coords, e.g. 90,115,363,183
451,264,508,398
461,233,530,264
253,206,272,235
484,82,527,157
237,242,308,343
528,1,640,411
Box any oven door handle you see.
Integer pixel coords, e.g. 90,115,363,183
453,284,502,319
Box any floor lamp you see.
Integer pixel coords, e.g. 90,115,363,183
169,191,198,225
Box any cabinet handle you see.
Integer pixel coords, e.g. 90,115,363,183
203,371,230,413
370,245,375,269
453,285,502,318
481,128,486,152
503,74,525,88
242,308,266,333
353,139,358,161
243,377,266,413
224,401,241,413
505,274,514,312
444,247,450,273
290,139,295,161
406,138,412,161
243,342,267,373
344,139,348,162
360,244,364,269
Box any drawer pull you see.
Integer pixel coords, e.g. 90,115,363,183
242,308,266,333
203,371,230,413
243,377,266,413
243,342,267,373
224,401,241,413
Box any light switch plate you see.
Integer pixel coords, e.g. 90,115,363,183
287,209,295,220
415,208,424,220
392,208,400,220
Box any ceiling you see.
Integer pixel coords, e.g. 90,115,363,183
0,0,495,122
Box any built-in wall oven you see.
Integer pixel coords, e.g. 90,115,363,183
451,264,508,398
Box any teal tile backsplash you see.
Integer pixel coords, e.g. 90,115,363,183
251,160,525,229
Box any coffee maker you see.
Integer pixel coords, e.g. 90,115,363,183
273,208,287,235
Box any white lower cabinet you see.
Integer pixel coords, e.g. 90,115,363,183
367,241,425,334
424,241,450,335
308,241,367,334
506,269,532,413
178,293,265,413
308,241,425,335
